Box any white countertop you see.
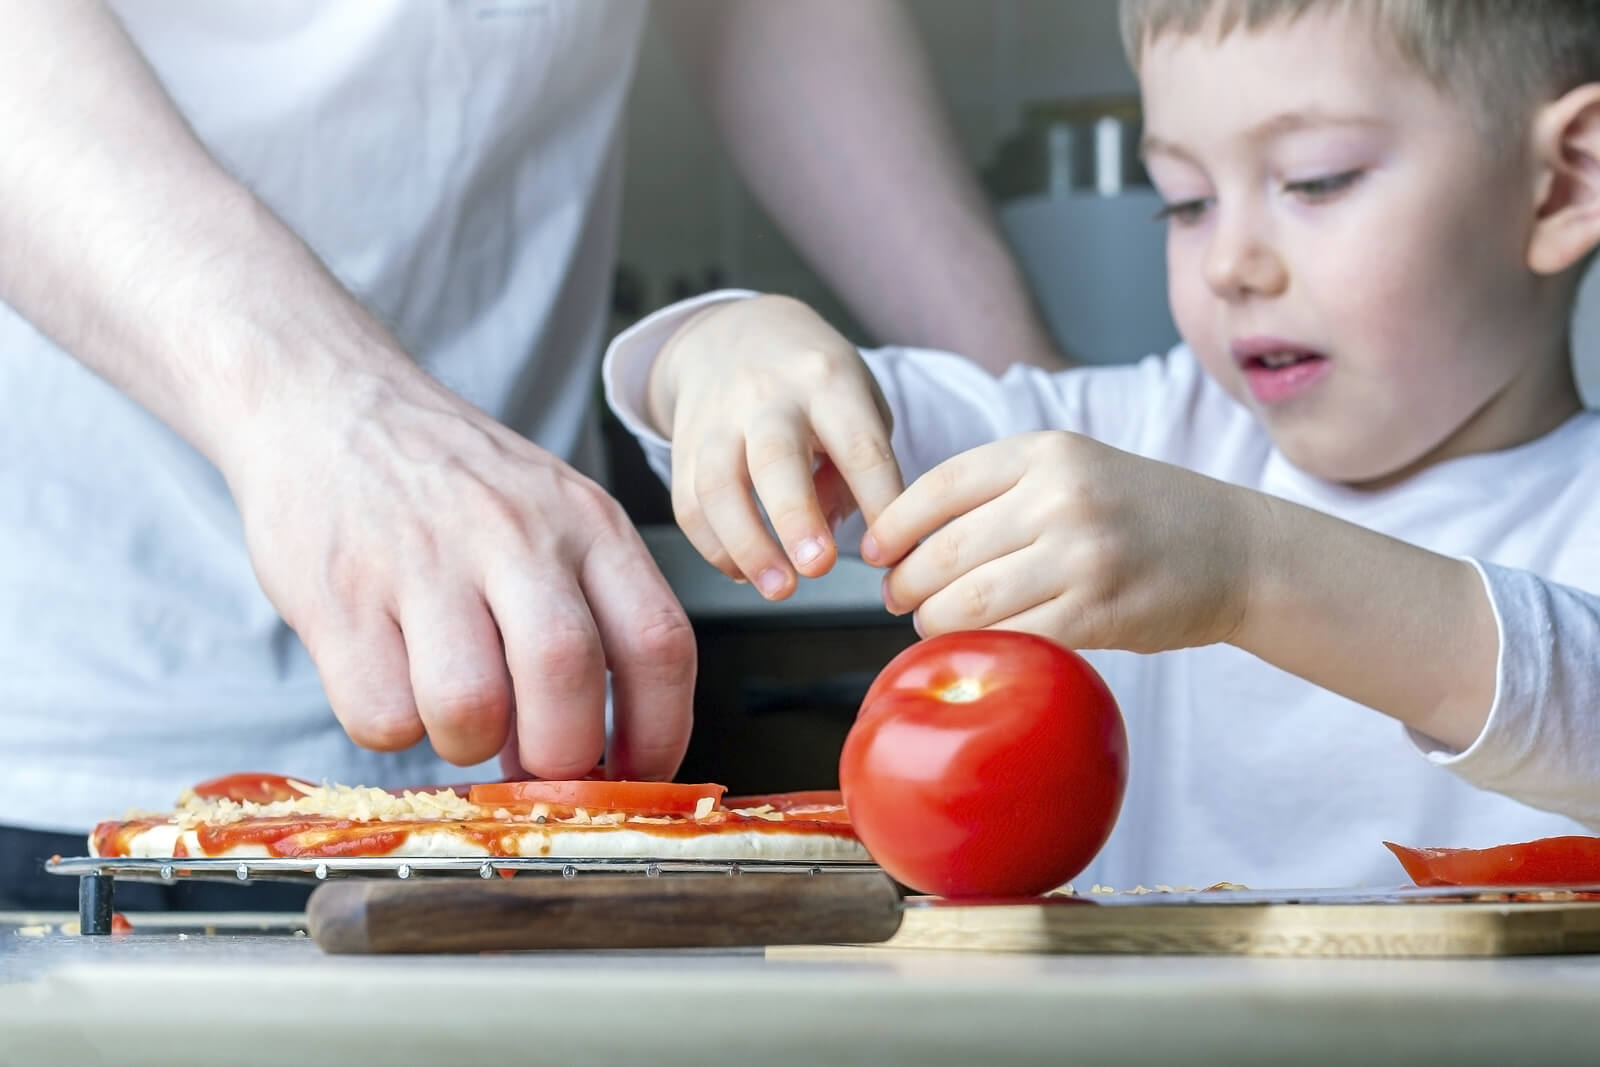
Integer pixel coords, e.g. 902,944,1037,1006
5,911,1600,1065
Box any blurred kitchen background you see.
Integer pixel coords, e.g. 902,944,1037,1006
605,0,1600,791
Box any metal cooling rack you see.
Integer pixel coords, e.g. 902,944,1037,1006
45,854,883,935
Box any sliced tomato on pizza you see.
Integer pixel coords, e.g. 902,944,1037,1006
722,790,850,824
468,780,726,818
90,775,866,864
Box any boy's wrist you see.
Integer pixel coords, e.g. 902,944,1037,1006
1226,488,1289,654
645,304,722,438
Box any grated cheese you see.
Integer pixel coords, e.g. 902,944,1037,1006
728,804,785,821
171,782,485,827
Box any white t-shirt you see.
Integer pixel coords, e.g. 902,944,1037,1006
606,292,1600,889
0,1,649,831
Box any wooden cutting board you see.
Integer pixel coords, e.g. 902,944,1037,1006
306,875,1600,958
870,893,1600,957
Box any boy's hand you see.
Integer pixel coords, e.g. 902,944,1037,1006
648,295,904,599
864,432,1258,652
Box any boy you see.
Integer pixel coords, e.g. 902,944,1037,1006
604,0,1600,890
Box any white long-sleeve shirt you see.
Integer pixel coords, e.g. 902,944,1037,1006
605,292,1600,889
0,1,649,832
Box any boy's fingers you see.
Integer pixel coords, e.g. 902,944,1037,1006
670,445,740,581
882,497,1039,616
746,417,837,579
695,431,796,599
813,457,859,535
809,387,903,529
905,545,1056,635
865,443,1021,566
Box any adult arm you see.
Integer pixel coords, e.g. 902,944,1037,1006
662,0,1067,372
0,0,696,780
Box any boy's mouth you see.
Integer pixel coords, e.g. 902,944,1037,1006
1230,338,1330,405
1249,350,1317,369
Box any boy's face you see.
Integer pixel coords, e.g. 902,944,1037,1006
1139,7,1567,484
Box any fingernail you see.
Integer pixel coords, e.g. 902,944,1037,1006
861,533,880,563
880,575,900,614
756,568,787,598
794,538,825,567
912,614,925,638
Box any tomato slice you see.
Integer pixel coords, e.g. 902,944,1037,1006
468,780,727,816
1385,836,1600,887
722,791,850,822
723,790,843,811
190,773,306,805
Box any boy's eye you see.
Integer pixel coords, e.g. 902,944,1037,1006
1153,198,1212,226
1283,170,1363,201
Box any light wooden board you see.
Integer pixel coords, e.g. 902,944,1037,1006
809,897,1600,958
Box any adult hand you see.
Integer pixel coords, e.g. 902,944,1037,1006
648,295,904,599
865,431,1258,653
222,369,697,782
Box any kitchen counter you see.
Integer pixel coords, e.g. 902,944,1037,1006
5,910,1600,1065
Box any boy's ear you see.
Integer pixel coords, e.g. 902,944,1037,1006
1528,83,1600,275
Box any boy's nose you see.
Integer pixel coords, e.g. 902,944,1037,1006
1203,219,1287,300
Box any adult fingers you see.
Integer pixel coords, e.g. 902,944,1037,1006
310,615,425,753
486,567,609,781
580,524,697,781
398,586,514,766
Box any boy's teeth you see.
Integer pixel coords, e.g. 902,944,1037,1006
1259,351,1302,368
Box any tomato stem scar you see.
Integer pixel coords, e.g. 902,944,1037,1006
938,678,984,703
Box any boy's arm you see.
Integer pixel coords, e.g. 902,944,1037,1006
661,0,1066,373
868,434,1600,823
1236,501,1600,821
1232,495,1500,752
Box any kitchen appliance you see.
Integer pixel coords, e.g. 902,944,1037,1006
988,96,1179,366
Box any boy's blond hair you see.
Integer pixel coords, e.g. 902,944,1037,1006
1120,0,1600,135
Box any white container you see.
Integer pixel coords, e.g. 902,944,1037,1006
1000,190,1178,366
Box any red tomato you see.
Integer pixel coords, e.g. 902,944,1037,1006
839,630,1127,898
1386,837,1600,887
190,773,304,805
467,780,726,816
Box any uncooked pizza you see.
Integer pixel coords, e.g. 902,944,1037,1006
89,774,867,863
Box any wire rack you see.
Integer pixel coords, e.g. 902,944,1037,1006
45,854,884,935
